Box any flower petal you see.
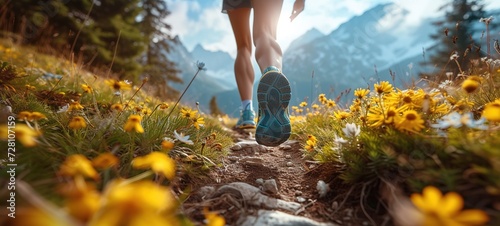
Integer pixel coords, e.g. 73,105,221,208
454,209,490,225
437,192,464,217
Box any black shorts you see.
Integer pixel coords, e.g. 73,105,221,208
222,0,252,13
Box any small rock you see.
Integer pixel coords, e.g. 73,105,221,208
255,178,264,185
331,201,339,210
230,144,242,151
227,156,239,162
362,221,370,226
296,196,306,203
345,208,353,217
238,210,338,226
285,154,292,159
286,162,293,167
316,180,330,198
295,191,303,196
309,164,316,169
262,179,278,194
281,144,292,150
240,157,264,167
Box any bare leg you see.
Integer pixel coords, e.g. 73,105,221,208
252,0,284,73
228,8,254,101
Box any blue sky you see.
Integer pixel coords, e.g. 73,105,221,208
164,0,500,56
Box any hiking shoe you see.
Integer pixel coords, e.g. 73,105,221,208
235,108,256,129
256,71,291,146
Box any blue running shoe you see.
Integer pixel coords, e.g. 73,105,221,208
235,107,256,129
256,70,291,146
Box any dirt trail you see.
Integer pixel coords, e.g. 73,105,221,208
182,128,375,225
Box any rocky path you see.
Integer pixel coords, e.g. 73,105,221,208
183,129,373,226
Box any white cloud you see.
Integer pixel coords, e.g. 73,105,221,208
165,0,500,57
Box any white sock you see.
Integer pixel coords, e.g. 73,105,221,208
241,100,253,111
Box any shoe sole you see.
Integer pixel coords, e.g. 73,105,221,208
237,124,256,129
256,71,291,146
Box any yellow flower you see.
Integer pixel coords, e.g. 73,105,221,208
461,76,481,94
142,107,152,115
17,111,32,121
0,124,40,147
110,103,123,112
69,116,87,130
204,208,226,226
333,110,351,120
312,104,320,110
81,84,92,93
58,154,99,180
307,135,317,144
92,153,119,169
124,115,144,133
318,93,327,103
374,81,393,94
13,207,72,226
367,105,405,127
132,152,176,179
354,88,370,99
304,139,316,151
395,110,424,133
410,186,489,226
89,180,178,226
30,112,47,121
326,99,336,108
299,101,308,107
159,102,169,109
180,108,198,119
69,101,84,111
25,84,36,90
482,100,500,122
105,79,132,91
192,116,205,129
161,139,175,151
66,188,101,223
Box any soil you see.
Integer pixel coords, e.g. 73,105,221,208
181,128,390,226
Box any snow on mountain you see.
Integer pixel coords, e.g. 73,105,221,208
282,3,436,105
286,28,325,51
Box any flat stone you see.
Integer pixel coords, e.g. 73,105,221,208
262,179,278,194
240,157,264,167
286,162,293,167
230,140,267,153
238,210,338,226
210,182,301,212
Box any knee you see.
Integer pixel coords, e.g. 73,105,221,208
237,43,252,56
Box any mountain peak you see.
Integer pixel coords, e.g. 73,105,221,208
285,27,326,52
192,43,205,52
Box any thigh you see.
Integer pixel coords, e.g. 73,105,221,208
227,8,252,49
252,0,284,40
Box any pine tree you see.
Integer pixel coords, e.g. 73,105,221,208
426,0,487,82
138,0,181,99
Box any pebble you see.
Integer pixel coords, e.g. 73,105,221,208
255,178,264,185
230,144,242,151
296,196,306,203
281,144,292,150
285,154,292,159
227,156,239,162
331,201,338,210
295,191,303,196
286,162,293,167
262,179,278,194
